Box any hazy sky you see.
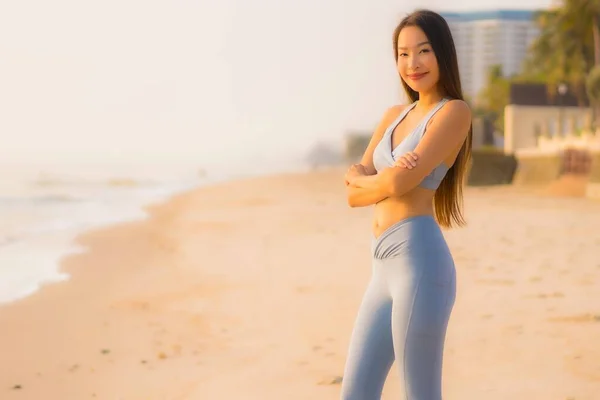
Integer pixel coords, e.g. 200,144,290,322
0,0,556,170
435,0,555,11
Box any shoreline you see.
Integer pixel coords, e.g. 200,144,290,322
1,167,599,399
0,163,315,306
0,167,336,308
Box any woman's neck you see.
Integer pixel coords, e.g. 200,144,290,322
415,90,444,111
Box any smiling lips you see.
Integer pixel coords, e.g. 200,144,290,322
407,72,428,81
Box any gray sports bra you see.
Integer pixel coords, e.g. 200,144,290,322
372,98,450,190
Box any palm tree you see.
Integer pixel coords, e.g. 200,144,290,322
586,65,600,128
523,0,600,106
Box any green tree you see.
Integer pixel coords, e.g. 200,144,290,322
521,0,600,105
476,65,510,134
586,65,600,126
587,66,600,103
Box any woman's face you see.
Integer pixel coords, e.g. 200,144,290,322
396,25,440,94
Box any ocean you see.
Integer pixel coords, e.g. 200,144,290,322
0,156,313,305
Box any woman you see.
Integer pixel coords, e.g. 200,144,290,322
341,9,472,400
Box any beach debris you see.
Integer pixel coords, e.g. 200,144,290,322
158,351,167,359
12,385,22,390
317,375,343,385
101,349,110,354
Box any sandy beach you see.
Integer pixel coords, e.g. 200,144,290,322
0,167,599,399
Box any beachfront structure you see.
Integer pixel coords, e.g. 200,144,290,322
440,10,540,102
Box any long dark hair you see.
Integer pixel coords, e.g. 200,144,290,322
393,9,472,229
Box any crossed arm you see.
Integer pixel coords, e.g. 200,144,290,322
344,105,403,207
345,167,391,207
345,100,471,208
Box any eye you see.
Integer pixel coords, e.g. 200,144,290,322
398,52,408,57
420,48,431,54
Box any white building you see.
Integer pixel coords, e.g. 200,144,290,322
440,10,540,103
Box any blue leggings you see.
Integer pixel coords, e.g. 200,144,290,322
341,215,456,400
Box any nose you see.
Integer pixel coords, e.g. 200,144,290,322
408,55,419,70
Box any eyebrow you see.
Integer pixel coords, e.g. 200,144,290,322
398,41,430,50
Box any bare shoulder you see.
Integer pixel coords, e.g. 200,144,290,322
428,99,471,138
444,99,471,116
374,104,407,133
382,104,408,122
438,99,471,125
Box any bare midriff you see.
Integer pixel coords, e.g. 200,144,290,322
372,187,435,239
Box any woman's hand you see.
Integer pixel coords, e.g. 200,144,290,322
344,163,368,186
394,151,419,170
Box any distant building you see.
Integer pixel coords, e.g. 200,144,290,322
440,9,540,102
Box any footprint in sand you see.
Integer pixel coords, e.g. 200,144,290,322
564,354,600,382
312,342,337,358
295,286,313,294
547,313,600,323
504,325,524,334
566,252,579,262
577,275,595,285
476,278,515,286
524,292,565,299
